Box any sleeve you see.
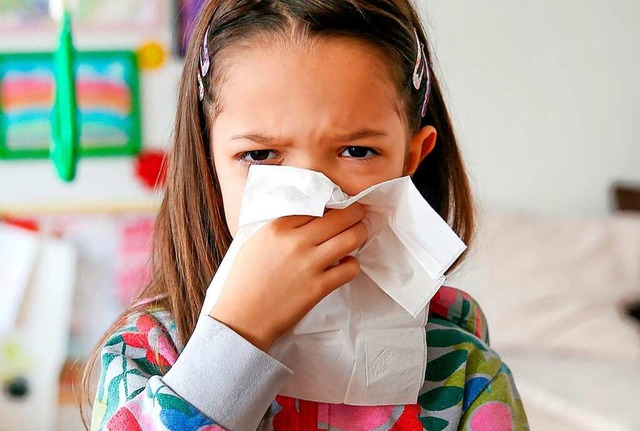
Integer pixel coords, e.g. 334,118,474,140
458,363,530,431
91,311,293,431
419,317,530,431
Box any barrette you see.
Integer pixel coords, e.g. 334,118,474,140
200,25,211,77
412,28,431,117
197,71,205,101
412,29,424,90
420,43,430,117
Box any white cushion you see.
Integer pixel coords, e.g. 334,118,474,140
502,351,640,431
454,210,640,362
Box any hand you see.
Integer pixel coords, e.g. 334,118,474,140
209,203,368,351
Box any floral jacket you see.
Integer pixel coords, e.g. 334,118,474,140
91,286,528,430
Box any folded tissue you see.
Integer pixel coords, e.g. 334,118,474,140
201,165,466,405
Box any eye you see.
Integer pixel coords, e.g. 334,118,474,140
239,150,279,164
340,146,378,159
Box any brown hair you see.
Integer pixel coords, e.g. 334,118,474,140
81,0,474,425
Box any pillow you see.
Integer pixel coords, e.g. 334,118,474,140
453,210,640,362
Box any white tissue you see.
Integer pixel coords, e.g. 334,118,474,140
201,165,466,405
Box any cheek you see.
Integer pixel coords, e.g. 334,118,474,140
337,157,406,196
221,189,241,237
213,158,245,237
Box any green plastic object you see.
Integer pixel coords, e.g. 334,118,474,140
51,9,80,182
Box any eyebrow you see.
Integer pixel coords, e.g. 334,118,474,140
230,129,388,145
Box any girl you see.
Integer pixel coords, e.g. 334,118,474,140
84,0,529,430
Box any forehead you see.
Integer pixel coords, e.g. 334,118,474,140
213,35,405,130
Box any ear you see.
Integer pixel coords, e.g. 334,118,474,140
404,125,437,176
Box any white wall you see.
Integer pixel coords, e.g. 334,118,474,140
419,0,640,216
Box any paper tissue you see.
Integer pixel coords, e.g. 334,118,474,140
201,165,466,405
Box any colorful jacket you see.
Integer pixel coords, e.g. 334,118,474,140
91,286,529,430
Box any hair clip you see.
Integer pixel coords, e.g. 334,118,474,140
421,43,430,117
412,29,424,90
200,25,211,77
413,28,431,117
197,71,205,101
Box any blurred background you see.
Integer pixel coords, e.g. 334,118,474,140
0,0,638,430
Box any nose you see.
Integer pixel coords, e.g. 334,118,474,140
284,154,339,185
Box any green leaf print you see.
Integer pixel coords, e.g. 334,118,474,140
418,386,464,411
156,393,195,416
103,374,125,423
426,350,468,382
428,327,487,351
129,386,145,400
460,297,470,321
420,416,449,431
104,334,125,347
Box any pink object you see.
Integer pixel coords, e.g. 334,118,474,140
115,217,154,305
469,402,514,431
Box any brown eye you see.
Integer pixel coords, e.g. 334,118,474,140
341,146,376,158
241,150,277,163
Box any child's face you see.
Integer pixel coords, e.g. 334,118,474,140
210,36,436,236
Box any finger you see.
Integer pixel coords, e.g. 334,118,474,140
316,256,361,298
302,203,365,245
315,221,368,267
270,214,316,230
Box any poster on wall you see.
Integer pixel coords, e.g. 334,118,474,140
0,50,141,159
